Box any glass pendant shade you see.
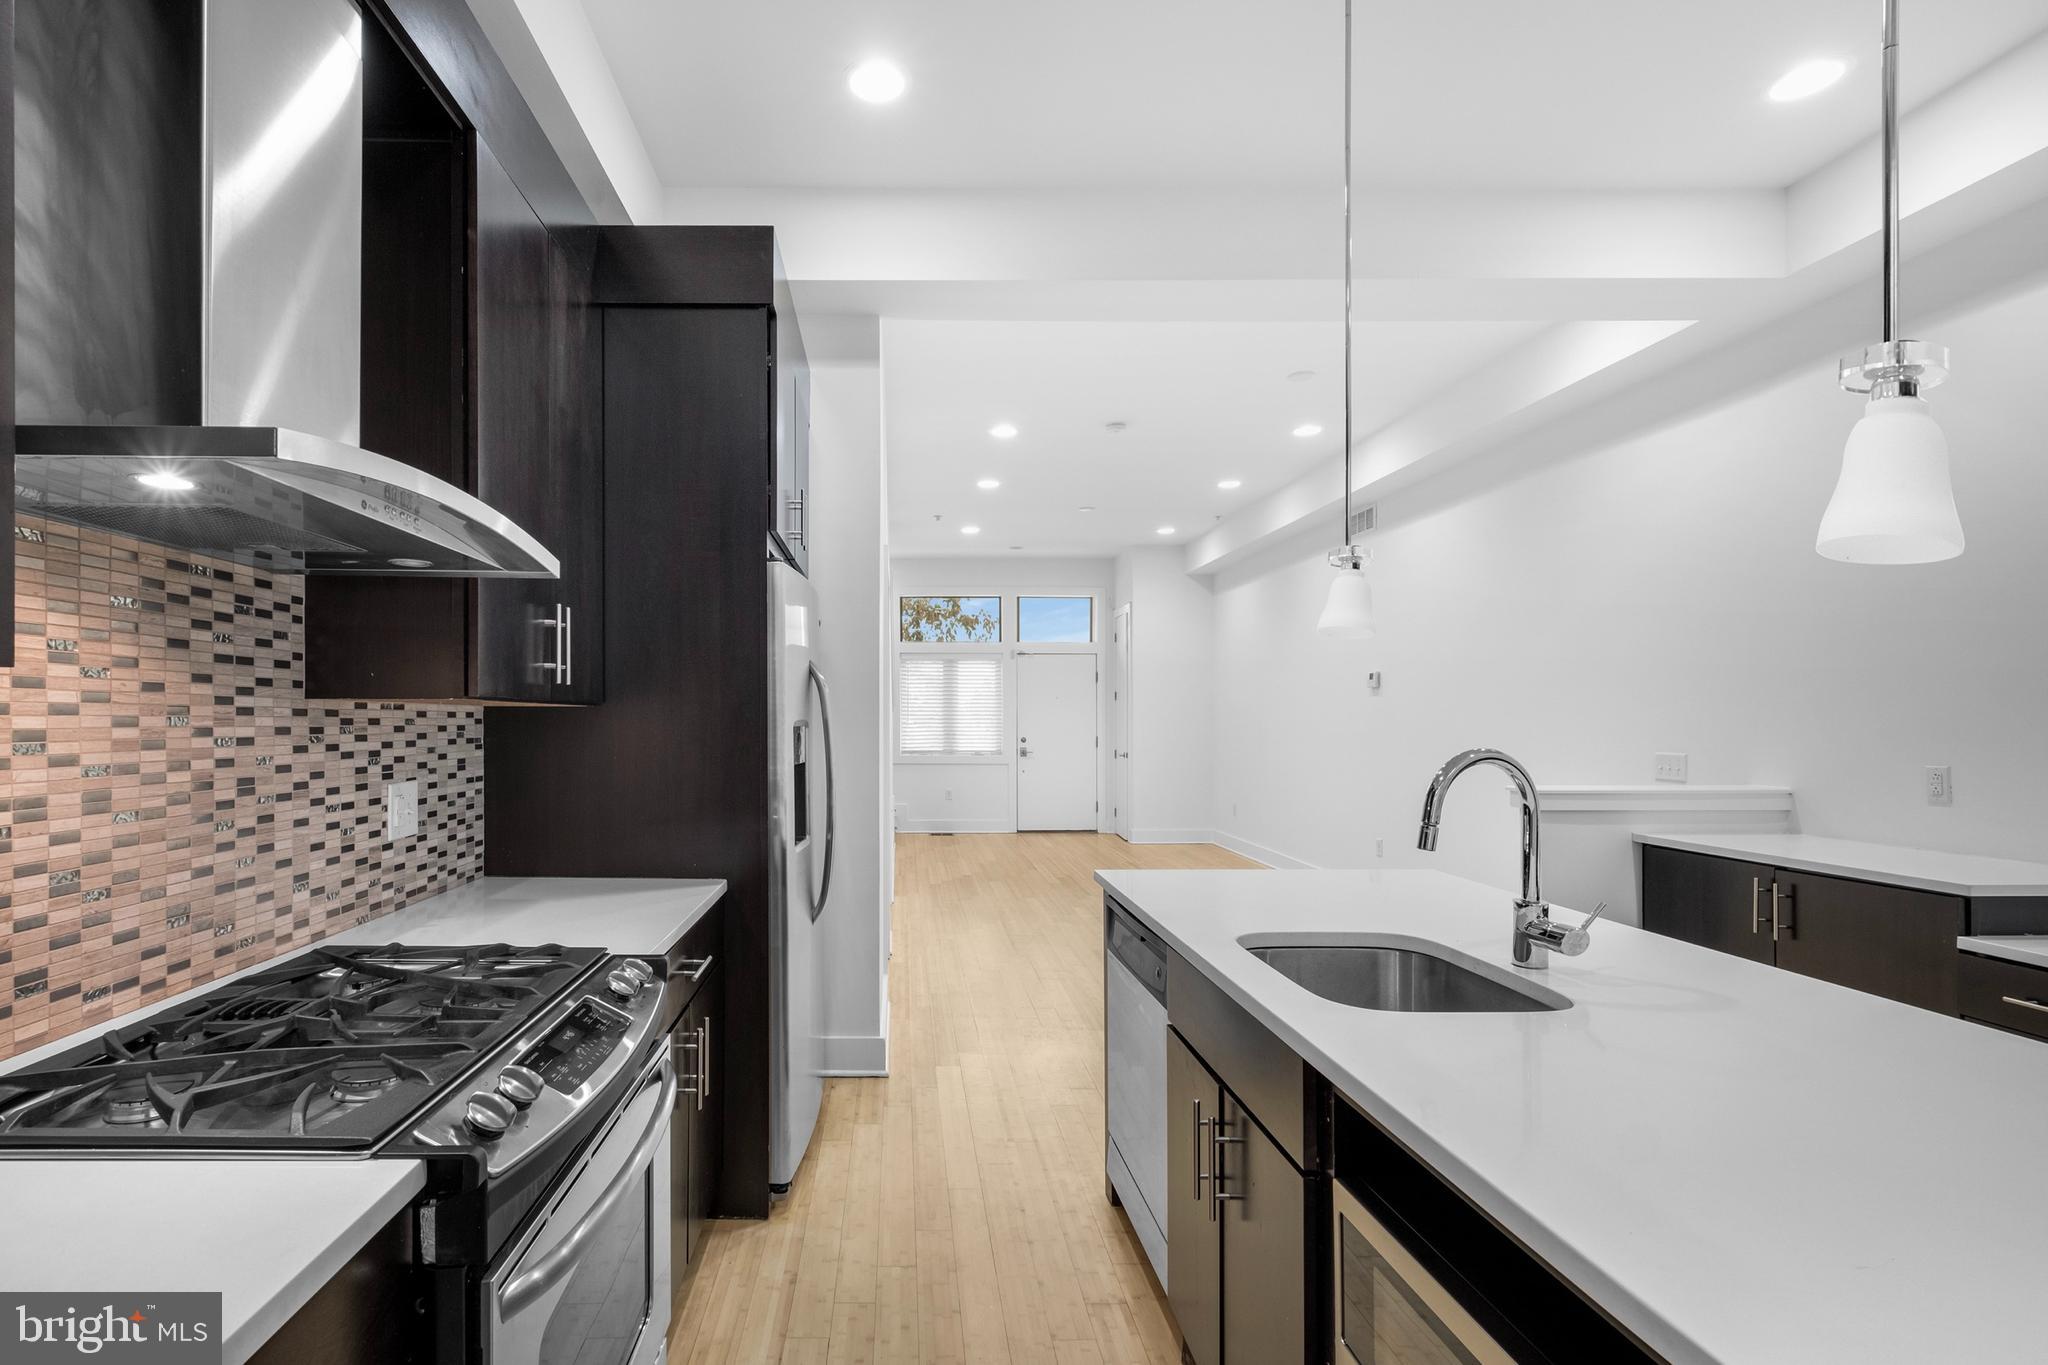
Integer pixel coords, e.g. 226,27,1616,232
1317,565,1375,638
1815,394,1963,564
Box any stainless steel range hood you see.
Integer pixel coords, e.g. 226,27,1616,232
11,0,559,578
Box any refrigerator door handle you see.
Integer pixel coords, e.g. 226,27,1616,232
806,662,837,922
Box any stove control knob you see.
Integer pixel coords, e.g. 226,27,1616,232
464,1092,517,1139
606,967,642,1000
496,1065,545,1108
619,958,656,985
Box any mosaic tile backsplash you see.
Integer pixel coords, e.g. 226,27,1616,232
0,514,484,1060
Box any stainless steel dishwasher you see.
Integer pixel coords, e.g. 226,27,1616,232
1104,900,1169,1286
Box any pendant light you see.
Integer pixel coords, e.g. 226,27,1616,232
1816,0,1963,564
1317,0,1375,637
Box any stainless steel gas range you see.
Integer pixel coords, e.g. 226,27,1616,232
0,942,675,1365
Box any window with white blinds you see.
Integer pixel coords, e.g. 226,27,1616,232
897,655,1003,756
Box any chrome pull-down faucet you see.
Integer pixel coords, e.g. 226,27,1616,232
1417,749,1603,969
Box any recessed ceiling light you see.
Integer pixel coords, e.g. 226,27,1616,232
134,471,195,492
848,59,907,104
977,477,1001,490
1293,423,1323,438
1156,526,1176,536
1217,479,1242,490
388,558,432,568
988,422,1019,439
1768,58,1846,102
1104,420,1129,434
1077,505,1095,513
1287,369,1316,383
960,525,981,536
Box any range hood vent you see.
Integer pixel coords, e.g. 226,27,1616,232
11,0,558,578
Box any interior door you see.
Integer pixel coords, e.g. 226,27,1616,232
1166,1029,1221,1365
1016,652,1097,830
1109,606,1132,840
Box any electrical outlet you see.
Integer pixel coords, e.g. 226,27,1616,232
385,781,419,841
1926,765,1953,806
1375,838,1384,859
945,788,954,802
1653,752,1689,783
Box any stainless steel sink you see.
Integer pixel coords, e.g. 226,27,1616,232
1244,942,1567,1013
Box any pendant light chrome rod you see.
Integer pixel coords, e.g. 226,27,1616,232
1880,0,1901,345
1340,0,1354,544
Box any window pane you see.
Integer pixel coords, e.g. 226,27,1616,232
898,656,1003,755
899,595,1001,643
1018,596,1092,643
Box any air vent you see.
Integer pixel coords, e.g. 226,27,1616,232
1348,503,1378,538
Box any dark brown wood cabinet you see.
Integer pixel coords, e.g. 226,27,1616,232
1166,1027,1225,1365
1641,846,1963,1012
1219,1089,1312,1365
306,21,602,703
670,959,723,1287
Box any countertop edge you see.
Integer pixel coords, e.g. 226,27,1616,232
224,1161,427,1365
1958,935,2048,970
1094,868,1703,1365
1630,831,2048,897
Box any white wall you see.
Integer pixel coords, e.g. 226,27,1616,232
810,362,890,1074
891,556,1113,833
1115,548,1217,843
1207,278,2048,921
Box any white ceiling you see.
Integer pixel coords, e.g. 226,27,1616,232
581,0,2048,191
884,319,1542,555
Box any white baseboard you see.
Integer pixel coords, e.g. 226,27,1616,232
1128,827,1219,846
898,819,1011,834
1210,830,1319,870
821,1033,889,1076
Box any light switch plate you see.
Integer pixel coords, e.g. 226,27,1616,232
386,780,420,841
1926,765,1953,806
1653,752,1689,783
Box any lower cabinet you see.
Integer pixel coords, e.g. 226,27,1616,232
1165,1025,1313,1365
1641,845,1963,1013
666,937,724,1294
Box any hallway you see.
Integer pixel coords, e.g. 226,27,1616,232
669,833,1257,1364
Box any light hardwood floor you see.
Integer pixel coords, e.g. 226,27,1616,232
668,832,1258,1364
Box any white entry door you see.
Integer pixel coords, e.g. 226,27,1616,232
1016,652,1098,830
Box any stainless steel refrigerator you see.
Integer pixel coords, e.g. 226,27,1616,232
767,559,835,1191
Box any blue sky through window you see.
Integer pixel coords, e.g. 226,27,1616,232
1019,596,1092,643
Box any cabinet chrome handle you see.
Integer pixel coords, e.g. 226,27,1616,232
787,491,807,548
677,1034,701,1101
1751,877,1763,935
1771,882,1793,941
536,604,570,684
677,956,714,983
563,605,573,688
1211,1115,1245,1214
1191,1099,1211,1211
2002,995,2048,1016
699,1015,712,1109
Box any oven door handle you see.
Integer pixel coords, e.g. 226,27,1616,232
498,1062,676,1317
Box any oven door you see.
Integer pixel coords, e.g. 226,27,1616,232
1332,1178,1513,1365
484,1051,675,1365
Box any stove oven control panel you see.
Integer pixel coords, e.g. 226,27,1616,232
513,996,635,1095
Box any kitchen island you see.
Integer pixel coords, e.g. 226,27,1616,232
1100,865,2048,1364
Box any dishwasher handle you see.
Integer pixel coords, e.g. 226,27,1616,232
1107,903,1167,1006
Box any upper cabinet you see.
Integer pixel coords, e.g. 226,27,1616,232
594,226,813,577
305,16,601,702
772,268,811,575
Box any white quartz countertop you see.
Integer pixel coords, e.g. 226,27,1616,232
0,876,723,1358
0,1158,424,1364
1099,866,2048,1365
1958,935,2048,970
323,875,727,957
1632,830,2048,896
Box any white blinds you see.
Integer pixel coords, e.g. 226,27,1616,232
898,655,1003,755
